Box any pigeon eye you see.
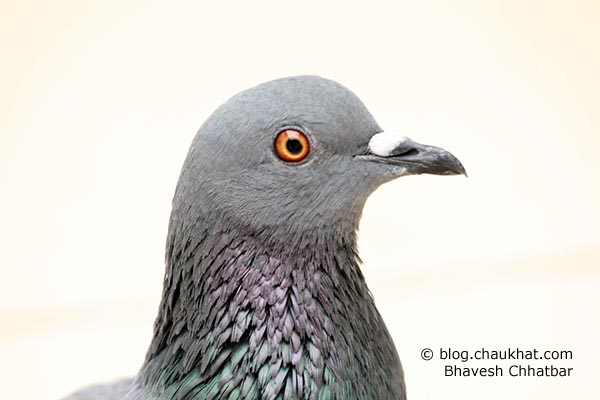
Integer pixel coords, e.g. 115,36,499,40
274,129,310,162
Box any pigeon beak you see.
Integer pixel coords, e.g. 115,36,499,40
356,131,467,177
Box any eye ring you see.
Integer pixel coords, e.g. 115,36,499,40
274,129,310,162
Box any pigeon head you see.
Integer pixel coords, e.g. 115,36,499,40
64,76,465,400
172,75,465,250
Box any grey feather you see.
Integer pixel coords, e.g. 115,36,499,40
62,379,134,399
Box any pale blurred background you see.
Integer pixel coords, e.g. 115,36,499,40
1,0,599,399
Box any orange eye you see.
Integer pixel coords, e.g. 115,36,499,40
274,129,310,162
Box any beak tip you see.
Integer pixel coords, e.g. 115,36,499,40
445,154,467,177
448,151,467,177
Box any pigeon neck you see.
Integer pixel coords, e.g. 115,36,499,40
136,213,401,397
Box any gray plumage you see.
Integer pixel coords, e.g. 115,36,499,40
63,76,465,400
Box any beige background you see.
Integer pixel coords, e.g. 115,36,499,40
1,0,599,399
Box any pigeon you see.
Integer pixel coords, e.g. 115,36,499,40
63,75,465,400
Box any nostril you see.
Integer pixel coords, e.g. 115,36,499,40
394,148,419,157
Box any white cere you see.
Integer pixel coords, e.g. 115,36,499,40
368,131,410,157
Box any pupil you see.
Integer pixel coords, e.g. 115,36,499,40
286,139,303,154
